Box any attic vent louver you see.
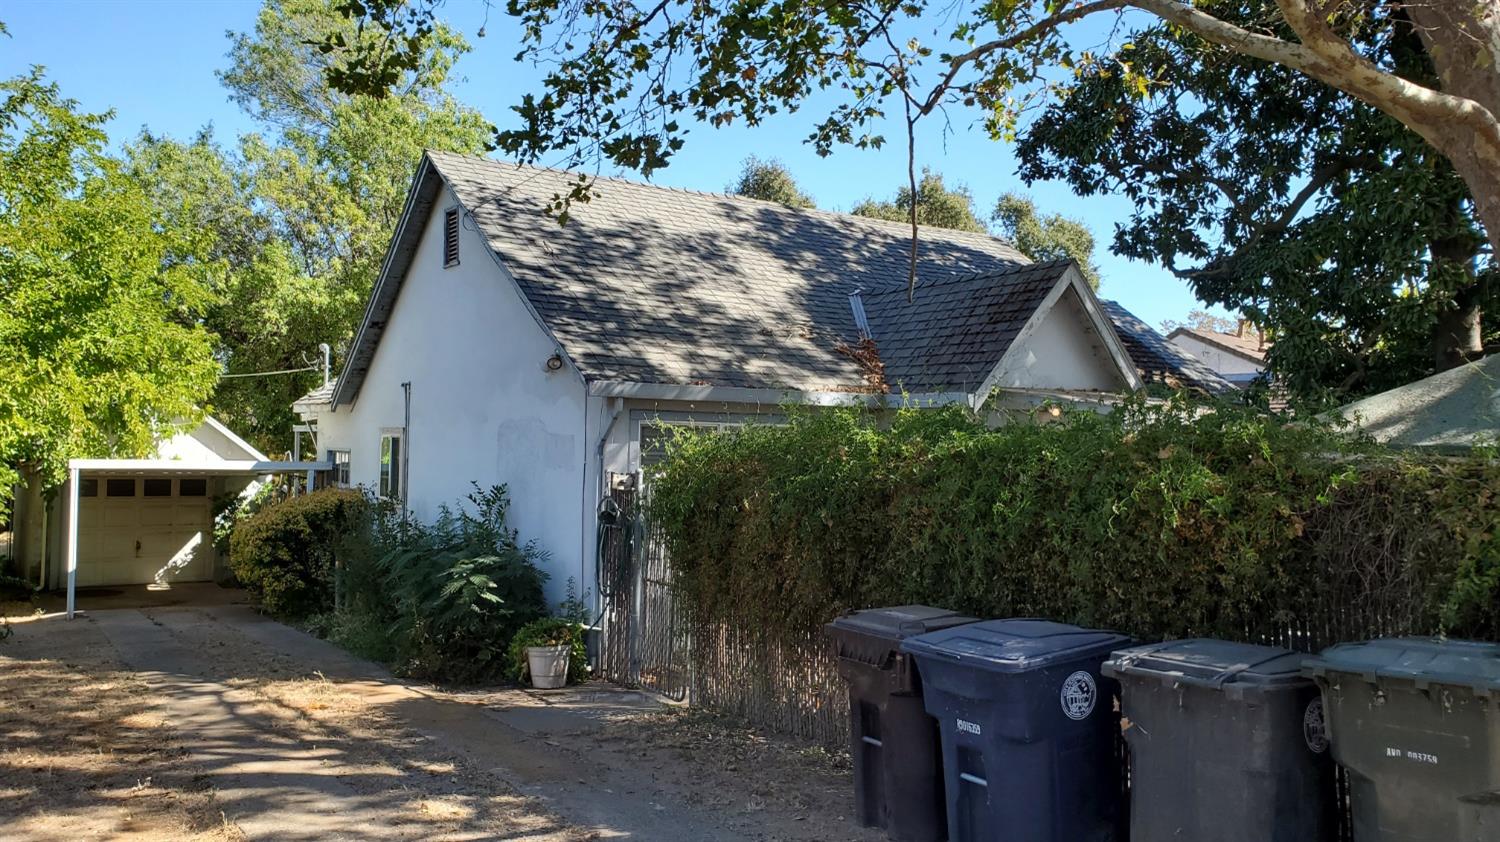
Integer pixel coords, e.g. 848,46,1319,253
849,289,871,339
443,208,460,267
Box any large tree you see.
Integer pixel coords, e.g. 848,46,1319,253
320,0,1500,289
993,193,1100,288
0,72,218,509
852,170,987,233
129,0,492,451
1016,8,1492,401
729,156,815,208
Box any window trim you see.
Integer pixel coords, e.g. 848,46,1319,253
442,207,460,268
378,430,404,501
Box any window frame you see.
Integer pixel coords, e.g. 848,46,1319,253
378,431,404,501
328,449,352,488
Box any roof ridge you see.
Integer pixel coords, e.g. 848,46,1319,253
860,257,1071,297
423,149,1022,248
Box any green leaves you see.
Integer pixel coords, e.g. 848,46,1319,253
649,399,1500,648
0,71,219,509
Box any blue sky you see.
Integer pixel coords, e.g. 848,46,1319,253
1,0,1226,328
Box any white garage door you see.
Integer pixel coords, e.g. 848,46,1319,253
77,476,213,587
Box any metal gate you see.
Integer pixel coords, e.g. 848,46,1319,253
597,477,690,700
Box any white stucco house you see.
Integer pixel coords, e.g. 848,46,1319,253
10,416,329,615
294,151,1227,606
1167,324,1269,388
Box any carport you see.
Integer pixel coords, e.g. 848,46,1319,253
59,457,329,618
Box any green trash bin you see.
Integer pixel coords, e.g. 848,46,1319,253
1105,639,1336,842
1304,637,1500,841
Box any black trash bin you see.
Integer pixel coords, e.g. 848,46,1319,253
1104,639,1336,842
825,605,979,842
900,618,1131,842
1304,637,1500,841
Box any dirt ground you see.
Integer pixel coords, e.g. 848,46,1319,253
0,598,877,842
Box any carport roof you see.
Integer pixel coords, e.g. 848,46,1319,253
69,459,332,475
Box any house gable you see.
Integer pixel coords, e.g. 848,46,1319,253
982,268,1141,394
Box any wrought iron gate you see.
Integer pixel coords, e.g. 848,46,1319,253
597,477,690,700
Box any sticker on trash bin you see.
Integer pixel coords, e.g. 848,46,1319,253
1060,671,1097,720
956,718,982,736
1303,698,1329,754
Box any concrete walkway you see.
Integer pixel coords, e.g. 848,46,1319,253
77,604,848,841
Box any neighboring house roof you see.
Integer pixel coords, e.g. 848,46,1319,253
328,151,1226,406
1335,355,1500,452
1105,305,1235,393
1166,326,1270,365
293,379,337,412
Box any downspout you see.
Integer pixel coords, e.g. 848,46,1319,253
401,381,411,520
590,396,623,626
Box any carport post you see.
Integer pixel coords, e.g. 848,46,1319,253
65,465,79,619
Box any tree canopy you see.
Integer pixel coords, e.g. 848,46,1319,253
0,71,218,507
852,170,987,234
317,0,1500,272
993,193,1099,288
1016,10,1493,403
728,156,815,208
128,0,492,452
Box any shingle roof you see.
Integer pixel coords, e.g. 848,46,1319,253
294,378,337,409
333,151,1225,404
428,151,1032,392
1102,303,1235,393
863,261,1073,392
1167,325,1270,363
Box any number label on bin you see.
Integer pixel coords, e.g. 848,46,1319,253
956,718,982,736
1060,671,1098,720
1385,746,1440,765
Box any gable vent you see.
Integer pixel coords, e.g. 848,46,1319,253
443,207,460,267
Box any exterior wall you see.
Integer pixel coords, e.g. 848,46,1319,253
308,185,593,605
992,288,1127,391
1169,334,1265,384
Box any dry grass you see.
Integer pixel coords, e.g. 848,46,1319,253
0,654,242,841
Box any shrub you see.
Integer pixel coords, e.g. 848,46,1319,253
343,484,549,683
228,488,368,617
508,617,589,684
649,398,1500,648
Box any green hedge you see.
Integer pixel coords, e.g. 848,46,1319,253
229,488,369,616
649,400,1500,647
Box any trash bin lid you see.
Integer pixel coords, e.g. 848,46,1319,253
1304,637,1500,695
900,618,1130,674
826,606,979,666
1103,639,1310,691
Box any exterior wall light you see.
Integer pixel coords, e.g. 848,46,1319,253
545,353,564,372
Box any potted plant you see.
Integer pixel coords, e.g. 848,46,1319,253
509,617,587,689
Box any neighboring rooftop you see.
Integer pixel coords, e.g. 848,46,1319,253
1167,324,1270,364
1335,355,1500,452
329,151,1231,405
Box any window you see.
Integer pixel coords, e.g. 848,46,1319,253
106,479,136,497
639,420,742,469
178,478,207,497
329,450,351,488
443,207,460,267
143,478,172,497
79,479,98,497
379,433,403,499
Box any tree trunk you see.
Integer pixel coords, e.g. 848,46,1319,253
1429,228,1485,371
